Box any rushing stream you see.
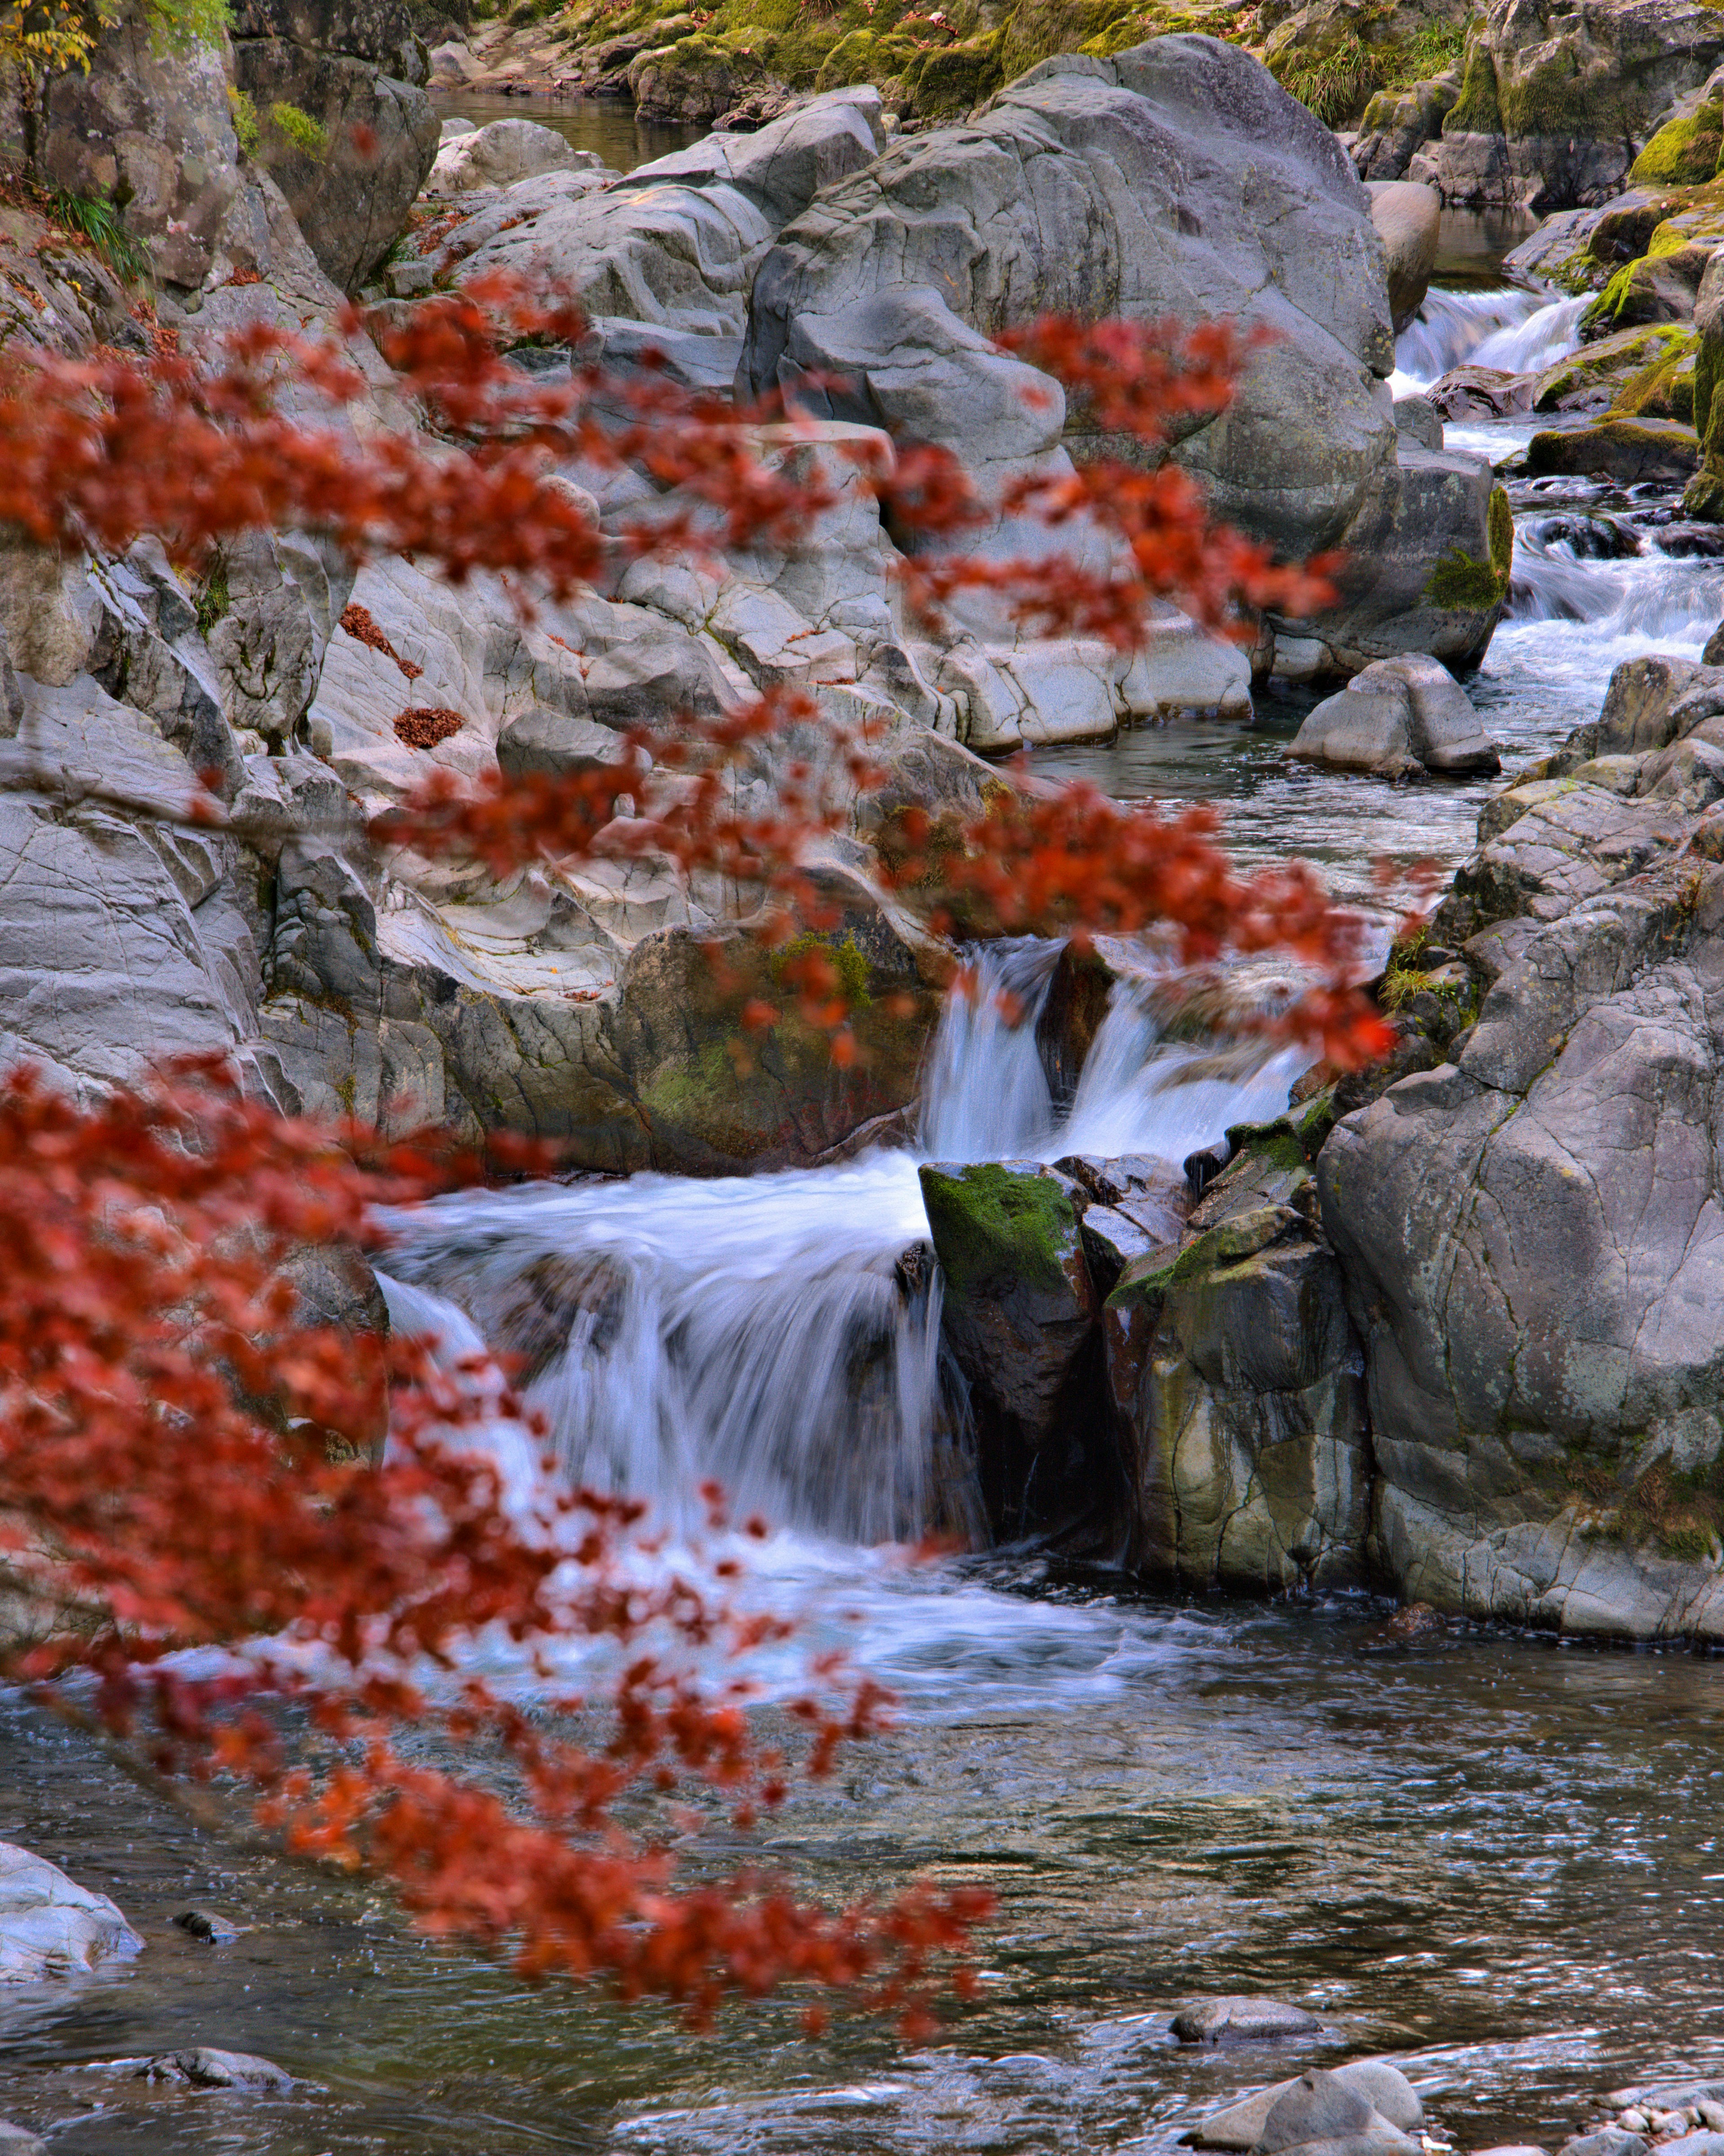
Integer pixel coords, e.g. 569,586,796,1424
4,268,1724,2154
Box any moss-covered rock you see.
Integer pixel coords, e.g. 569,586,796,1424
919,1160,1116,1544
1632,95,1724,187
1535,322,1696,412
1610,332,1700,423
1099,1111,1369,1592
1527,417,1702,485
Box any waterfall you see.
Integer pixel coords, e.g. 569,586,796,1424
1391,287,1584,393
379,943,1308,1550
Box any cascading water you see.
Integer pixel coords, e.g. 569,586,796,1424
1390,285,1586,394
379,944,1306,1552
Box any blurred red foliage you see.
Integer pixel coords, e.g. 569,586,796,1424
0,275,1393,2019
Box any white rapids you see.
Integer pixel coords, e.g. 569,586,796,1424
378,944,1303,1558
1389,284,1586,396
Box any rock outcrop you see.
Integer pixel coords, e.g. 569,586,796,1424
1319,654,1724,1642
229,0,440,291
0,1842,142,1980
739,37,1501,685
39,22,240,293
1288,653,1501,778
1359,0,1724,213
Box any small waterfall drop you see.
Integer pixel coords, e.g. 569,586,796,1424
381,942,1308,1550
1391,287,1584,393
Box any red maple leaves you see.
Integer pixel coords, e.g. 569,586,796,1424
0,275,1394,2016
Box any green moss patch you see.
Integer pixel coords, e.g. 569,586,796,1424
919,1162,1079,1299
1631,98,1724,188
1425,547,1504,610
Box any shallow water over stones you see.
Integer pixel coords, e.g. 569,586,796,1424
426,89,704,172
0,1600,1722,2153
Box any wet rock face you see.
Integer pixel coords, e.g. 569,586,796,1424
1319,653,1724,1644
738,36,1499,683
230,0,440,291
1288,653,1500,778
1103,1108,1372,1596
1172,1997,1321,2045
0,1843,142,1981
743,39,1395,568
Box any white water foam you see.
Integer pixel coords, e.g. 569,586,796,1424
380,942,1304,1555
1390,286,1584,396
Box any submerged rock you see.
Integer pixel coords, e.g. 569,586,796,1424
1288,654,1500,777
139,2047,292,2090
1172,1997,1322,2045
1197,2066,1422,2152
174,1908,244,1944
0,1843,143,1980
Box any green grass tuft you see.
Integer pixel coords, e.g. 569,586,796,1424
48,188,153,284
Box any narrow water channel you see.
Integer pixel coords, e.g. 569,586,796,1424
3,254,1722,2156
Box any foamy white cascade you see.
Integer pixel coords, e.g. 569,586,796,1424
380,944,1304,1548
1391,286,1584,394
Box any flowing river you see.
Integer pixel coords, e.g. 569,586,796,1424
4,271,1724,2154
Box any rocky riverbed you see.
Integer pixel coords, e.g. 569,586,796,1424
6,1,1724,2148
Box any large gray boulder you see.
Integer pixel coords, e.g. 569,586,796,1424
229,0,440,292
0,1842,142,1979
1318,653,1724,1642
449,88,886,339
739,37,1500,683
1289,653,1500,777
744,41,1395,562
426,117,594,194
40,21,240,291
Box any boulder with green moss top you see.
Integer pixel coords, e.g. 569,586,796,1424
1528,418,1702,485
1507,192,1691,295
1403,0,1724,212
1102,1117,1371,1592
1632,85,1724,190
230,0,440,291
1610,336,1700,426
1580,215,1724,338
1534,323,1696,414
1353,68,1460,183
919,1159,1117,1543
